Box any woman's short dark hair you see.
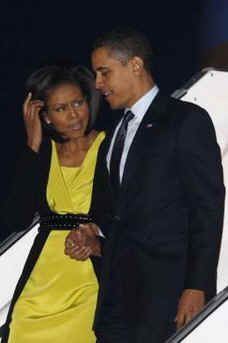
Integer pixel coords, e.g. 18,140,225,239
92,27,154,74
25,65,101,142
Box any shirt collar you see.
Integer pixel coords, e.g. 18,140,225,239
125,85,159,121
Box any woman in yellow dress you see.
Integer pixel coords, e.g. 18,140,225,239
2,65,105,343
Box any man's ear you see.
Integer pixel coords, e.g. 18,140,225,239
131,56,144,74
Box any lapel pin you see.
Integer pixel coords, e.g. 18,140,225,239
146,123,153,128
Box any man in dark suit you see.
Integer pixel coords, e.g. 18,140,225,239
65,27,225,343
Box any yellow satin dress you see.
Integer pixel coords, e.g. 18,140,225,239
8,132,105,343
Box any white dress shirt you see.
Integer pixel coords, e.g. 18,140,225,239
107,85,159,182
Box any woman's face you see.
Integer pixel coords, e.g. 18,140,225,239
45,83,90,140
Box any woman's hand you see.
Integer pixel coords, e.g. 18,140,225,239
64,223,101,261
23,93,44,153
65,229,92,261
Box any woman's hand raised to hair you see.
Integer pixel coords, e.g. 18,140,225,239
23,93,44,153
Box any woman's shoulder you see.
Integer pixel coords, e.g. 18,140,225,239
91,130,106,146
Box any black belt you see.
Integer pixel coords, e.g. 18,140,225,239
39,213,93,230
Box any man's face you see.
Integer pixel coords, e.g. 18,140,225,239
92,47,138,109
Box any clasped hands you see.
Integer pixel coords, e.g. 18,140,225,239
65,223,101,261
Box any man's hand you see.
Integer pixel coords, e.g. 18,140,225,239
175,289,205,329
64,223,101,261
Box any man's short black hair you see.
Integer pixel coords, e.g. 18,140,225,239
92,27,154,73
25,65,101,142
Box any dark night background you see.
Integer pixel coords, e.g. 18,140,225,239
0,0,228,240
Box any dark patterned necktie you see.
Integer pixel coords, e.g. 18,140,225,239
109,110,134,192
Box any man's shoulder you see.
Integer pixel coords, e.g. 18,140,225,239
161,95,206,114
149,94,211,129
159,95,212,125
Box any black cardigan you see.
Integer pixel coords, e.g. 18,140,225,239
1,137,102,342
3,138,52,233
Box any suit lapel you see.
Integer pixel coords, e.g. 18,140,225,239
121,94,171,191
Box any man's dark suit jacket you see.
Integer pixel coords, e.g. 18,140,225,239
90,94,225,343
